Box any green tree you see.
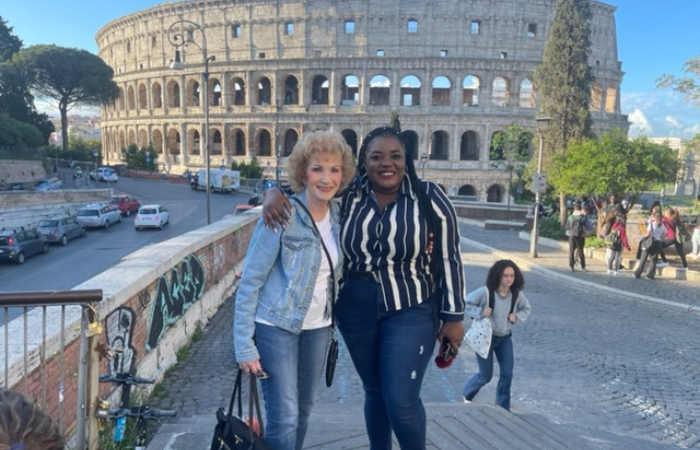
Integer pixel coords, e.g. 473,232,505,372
0,113,43,147
489,125,533,209
121,143,157,170
657,54,700,104
534,0,594,224
549,130,680,215
11,45,119,151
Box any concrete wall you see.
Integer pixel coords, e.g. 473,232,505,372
0,210,259,435
0,160,46,185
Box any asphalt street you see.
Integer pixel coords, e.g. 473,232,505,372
149,222,699,450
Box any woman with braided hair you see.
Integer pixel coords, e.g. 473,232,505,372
263,126,465,449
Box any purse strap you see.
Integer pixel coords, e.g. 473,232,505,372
225,369,266,440
290,197,336,331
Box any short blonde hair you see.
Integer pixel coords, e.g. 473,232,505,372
287,130,356,193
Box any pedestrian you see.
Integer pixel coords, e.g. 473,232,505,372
605,213,631,275
233,130,356,450
263,126,466,450
602,194,624,236
0,389,65,450
690,196,700,260
660,207,689,271
634,211,667,280
565,202,587,272
462,259,531,411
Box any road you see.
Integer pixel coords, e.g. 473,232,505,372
0,177,253,320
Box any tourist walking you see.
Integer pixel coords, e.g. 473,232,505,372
566,202,587,272
462,260,531,411
634,212,667,280
660,207,689,271
605,214,631,275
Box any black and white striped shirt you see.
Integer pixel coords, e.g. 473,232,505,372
340,175,466,321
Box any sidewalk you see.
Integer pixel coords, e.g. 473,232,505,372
146,220,699,450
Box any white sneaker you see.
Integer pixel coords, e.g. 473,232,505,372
607,270,613,275
678,267,688,272
614,271,620,276
657,262,669,268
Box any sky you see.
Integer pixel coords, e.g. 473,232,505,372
2,0,699,140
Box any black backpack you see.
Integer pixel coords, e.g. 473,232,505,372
604,229,622,250
565,214,585,238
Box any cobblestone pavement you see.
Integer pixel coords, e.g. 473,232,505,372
151,224,699,450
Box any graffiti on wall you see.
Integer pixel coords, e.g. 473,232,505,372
146,254,206,350
105,307,137,374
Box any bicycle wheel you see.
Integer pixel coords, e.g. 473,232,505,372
254,180,265,193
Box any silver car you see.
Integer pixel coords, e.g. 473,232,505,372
76,204,123,229
36,215,86,245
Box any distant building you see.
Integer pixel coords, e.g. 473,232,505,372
97,0,629,202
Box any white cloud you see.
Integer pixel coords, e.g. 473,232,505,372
623,90,700,140
627,108,652,137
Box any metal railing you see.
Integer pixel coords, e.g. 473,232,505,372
0,289,103,450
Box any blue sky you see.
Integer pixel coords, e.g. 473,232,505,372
2,0,699,139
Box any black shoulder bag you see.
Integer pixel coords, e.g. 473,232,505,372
290,197,339,387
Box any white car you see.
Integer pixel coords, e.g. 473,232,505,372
90,167,119,182
134,204,170,230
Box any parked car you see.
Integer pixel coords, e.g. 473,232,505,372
36,215,86,245
89,167,119,182
109,195,140,216
0,227,49,264
76,204,122,229
134,204,170,230
34,177,63,191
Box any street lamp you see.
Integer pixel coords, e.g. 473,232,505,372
529,111,551,258
420,152,428,179
168,19,215,225
92,149,99,187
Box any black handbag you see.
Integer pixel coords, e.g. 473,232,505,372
291,197,339,387
210,370,269,450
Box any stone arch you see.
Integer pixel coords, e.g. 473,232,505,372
341,75,359,105
605,85,617,113
166,80,180,108
490,131,505,160
283,129,299,156
284,76,299,105
432,75,451,106
211,129,223,155
210,78,222,106
258,77,272,105
118,87,125,110
152,130,163,154
152,82,162,109
186,79,200,107
487,184,503,202
231,78,246,105
460,131,479,160
232,129,246,156
369,75,390,106
128,129,136,146
311,75,329,105
459,185,477,197
519,78,535,108
342,129,358,156
463,75,480,106
138,83,148,110
127,85,135,110
491,77,509,107
400,75,421,107
258,129,272,156
430,130,449,160
118,130,126,152
167,129,181,155
401,130,419,159
188,129,201,155
138,129,148,148
591,83,602,111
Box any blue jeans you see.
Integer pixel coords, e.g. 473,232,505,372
463,333,514,411
335,279,437,450
254,323,330,450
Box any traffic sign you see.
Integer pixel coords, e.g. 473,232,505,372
532,172,547,194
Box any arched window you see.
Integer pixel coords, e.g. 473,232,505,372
233,129,246,156
460,131,479,160
459,185,476,197
490,131,504,160
138,84,148,110
258,130,272,156
432,76,451,106
341,75,359,105
463,75,480,106
400,75,421,107
152,83,162,109
258,77,272,105
188,129,201,155
187,79,200,107
430,131,449,160
211,79,222,106
369,75,390,106
487,185,503,203
519,79,535,108
167,81,180,108
212,129,223,155
401,130,419,160
311,75,329,104
591,83,602,111
232,78,246,105
605,86,617,113
127,86,135,110
283,129,299,156
491,77,509,107
342,129,358,156
152,130,163,154
167,129,181,155
284,76,299,105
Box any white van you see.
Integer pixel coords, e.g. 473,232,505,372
190,168,241,193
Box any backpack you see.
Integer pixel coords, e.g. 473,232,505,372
565,214,585,238
604,229,621,250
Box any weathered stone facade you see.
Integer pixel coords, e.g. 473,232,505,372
97,0,629,202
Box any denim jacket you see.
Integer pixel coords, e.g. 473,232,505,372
233,191,341,363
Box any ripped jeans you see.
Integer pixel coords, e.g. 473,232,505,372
336,279,437,450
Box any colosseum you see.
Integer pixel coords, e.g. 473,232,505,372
97,0,629,202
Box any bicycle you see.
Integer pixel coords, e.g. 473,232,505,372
254,177,275,194
97,373,177,450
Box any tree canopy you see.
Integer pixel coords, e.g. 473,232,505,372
11,45,118,151
657,54,700,105
0,113,44,147
549,129,680,211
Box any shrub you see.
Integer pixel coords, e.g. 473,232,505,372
539,216,566,240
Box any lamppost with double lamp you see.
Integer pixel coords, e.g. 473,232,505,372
420,152,428,179
529,111,551,258
168,19,215,225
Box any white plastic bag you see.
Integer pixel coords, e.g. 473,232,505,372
464,317,492,359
